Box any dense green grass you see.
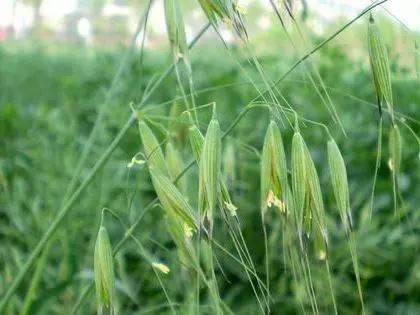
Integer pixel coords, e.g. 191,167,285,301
1,29,419,314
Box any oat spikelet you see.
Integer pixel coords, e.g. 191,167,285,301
138,120,168,175
292,130,337,314
188,120,205,163
166,141,186,193
304,145,338,315
197,0,248,41
368,14,394,122
291,131,308,246
168,101,188,148
304,144,328,257
94,226,116,314
327,138,365,313
164,0,189,63
327,139,353,232
199,109,222,236
149,165,197,231
389,125,402,176
187,112,236,217
261,120,288,220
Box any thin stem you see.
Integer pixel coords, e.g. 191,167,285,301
19,239,55,315
258,0,388,103
221,211,269,311
138,0,154,77
137,23,211,111
348,231,365,314
63,1,154,202
0,115,135,312
262,219,270,313
369,117,383,220
325,259,338,315
129,236,177,315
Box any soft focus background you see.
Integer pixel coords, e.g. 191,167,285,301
1,0,420,314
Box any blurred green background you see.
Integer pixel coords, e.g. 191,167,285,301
1,1,420,314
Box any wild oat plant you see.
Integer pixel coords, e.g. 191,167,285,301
1,0,420,314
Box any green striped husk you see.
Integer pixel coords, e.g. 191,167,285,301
389,124,402,177
138,120,169,175
94,226,116,314
164,0,189,62
327,139,353,232
368,15,394,121
199,115,222,235
188,119,236,217
260,120,288,220
149,165,197,231
291,131,308,243
165,141,186,193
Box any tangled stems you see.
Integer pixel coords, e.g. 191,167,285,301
0,23,211,313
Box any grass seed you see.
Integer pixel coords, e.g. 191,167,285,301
261,120,288,219
94,225,116,314
138,120,168,175
368,14,394,121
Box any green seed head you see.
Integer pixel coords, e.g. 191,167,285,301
291,131,307,232
164,0,189,61
138,120,168,175
168,101,182,136
305,146,326,230
188,122,205,163
292,131,330,252
168,102,188,148
389,124,402,176
261,121,288,219
368,15,394,121
199,115,221,234
165,141,186,193
94,226,116,313
314,223,328,261
165,209,195,268
328,139,353,232
197,0,247,41
303,143,332,259
149,165,197,231
188,115,235,217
